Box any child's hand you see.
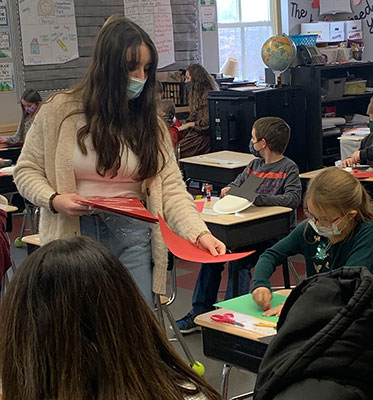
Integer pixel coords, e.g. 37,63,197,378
0,137,7,144
177,121,195,132
220,186,231,197
351,150,361,165
197,233,226,256
262,303,284,317
341,157,354,167
252,287,272,310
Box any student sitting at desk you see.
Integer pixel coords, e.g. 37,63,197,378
177,64,218,159
341,97,373,167
176,117,302,333
0,236,221,400
253,167,373,316
0,89,41,145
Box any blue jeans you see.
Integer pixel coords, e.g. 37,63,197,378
191,241,273,315
80,213,153,306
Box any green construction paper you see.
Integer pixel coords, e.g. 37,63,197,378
214,292,288,322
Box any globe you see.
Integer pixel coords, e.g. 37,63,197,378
261,34,296,84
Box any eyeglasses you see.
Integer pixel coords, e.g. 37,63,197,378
304,209,341,227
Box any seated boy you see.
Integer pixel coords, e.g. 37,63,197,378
176,116,302,333
342,97,373,167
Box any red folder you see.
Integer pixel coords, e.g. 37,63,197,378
158,213,255,263
80,197,158,223
353,171,373,179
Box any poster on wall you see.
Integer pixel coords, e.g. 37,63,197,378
0,5,7,25
0,29,11,58
18,0,79,65
0,62,14,91
124,0,175,68
201,5,216,31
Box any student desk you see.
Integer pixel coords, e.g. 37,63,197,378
195,289,291,398
0,145,22,164
200,202,292,293
300,168,373,182
179,151,255,187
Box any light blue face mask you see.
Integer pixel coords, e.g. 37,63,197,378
127,77,147,100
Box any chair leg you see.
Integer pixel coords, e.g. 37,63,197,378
229,392,254,400
162,304,196,367
154,294,166,331
221,363,232,400
288,259,301,285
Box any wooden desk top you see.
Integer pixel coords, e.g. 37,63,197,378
175,105,190,113
0,204,18,213
195,289,291,341
0,123,18,135
22,234,40,247
179,151,255,169
200,198,292,226
300,167,373,182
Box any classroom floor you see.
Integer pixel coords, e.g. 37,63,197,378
8,214,306,398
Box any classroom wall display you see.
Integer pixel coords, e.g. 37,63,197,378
0,4,8,25
281,0,373,61
124,0,175,68
18,0,79,65
0,61,14,90
6,0,200,97
0,28,11,58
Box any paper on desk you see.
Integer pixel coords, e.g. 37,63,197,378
195,156,242,166
342,127,370,137
158,214,255,263
223,311,277,335
214,293,288,322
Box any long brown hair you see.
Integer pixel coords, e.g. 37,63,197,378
63,16,165,180
305,167,373,236
187,63,218,115
19,89,42,141
0,236,221,400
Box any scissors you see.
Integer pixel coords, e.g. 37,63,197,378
210,313,244,327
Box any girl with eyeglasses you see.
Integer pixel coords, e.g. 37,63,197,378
252,167,373,316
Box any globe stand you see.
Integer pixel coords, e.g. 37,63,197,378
274,72,282,87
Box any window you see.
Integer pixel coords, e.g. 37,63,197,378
217,0,275,82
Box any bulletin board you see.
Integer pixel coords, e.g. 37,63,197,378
7,0,201,98
0,0,15,92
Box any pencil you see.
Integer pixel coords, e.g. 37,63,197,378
255,321,277,328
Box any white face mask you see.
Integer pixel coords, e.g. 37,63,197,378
308,219,344,238
127,76,147,99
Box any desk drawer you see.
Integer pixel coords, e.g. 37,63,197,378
201,327,268,372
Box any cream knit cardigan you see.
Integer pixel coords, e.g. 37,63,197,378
14,93,209,294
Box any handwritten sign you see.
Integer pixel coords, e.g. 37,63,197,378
0,5,7,25
201,5,217,31
0,62,14,91
18,0,79,65
0,28,11,58
124,0,175,68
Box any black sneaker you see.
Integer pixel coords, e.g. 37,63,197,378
175,311,201,334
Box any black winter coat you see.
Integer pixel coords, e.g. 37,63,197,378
254,267,373,400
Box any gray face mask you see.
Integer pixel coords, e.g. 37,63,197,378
127,77,147,99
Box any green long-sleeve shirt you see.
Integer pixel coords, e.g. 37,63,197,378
252,220,373,291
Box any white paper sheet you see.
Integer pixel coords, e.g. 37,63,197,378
320,0,353,14
124,0,175,69
18,0,79,65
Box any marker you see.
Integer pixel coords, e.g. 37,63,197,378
206,184,211,202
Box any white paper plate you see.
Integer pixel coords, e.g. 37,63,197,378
0,166,15,175
213,195,252,215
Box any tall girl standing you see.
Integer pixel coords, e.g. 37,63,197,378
14,16,225,305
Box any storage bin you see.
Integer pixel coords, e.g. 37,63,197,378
301,22,330,42
322,77,346,99
329,21,345,42
320,48,339,64
344,80,367,95
344,20,363,40
162,82,188,106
